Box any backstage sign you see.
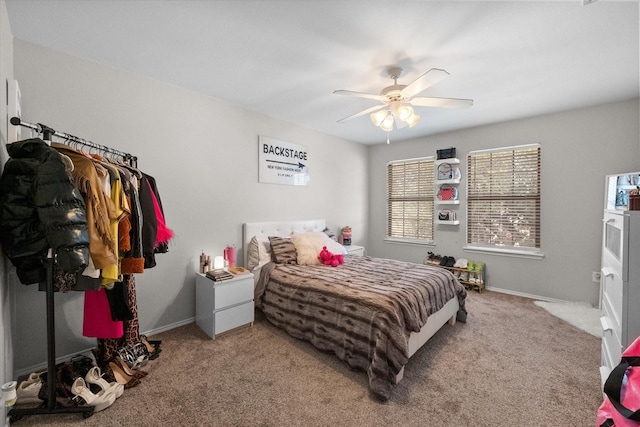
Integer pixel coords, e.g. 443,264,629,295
259,136,310,186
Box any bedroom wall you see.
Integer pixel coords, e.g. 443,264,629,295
9,39,368,373
368,98,640,306
0,0,13,402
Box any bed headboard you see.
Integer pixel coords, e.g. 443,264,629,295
242,219,326,267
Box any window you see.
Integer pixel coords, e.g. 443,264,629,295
386,157,434,242
467,144,540,251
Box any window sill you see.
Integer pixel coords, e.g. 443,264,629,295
385,237,435,247
463,245,545,260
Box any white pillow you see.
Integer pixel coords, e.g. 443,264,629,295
290,231,347,266
246,236,272,271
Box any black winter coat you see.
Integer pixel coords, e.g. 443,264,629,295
0,138,89,285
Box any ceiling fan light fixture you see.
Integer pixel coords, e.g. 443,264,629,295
397,105,414,121
380,114,395,132
406,113,420,128
334,66,472,139
370,109,387,127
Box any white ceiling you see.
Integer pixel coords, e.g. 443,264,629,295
5,0,639,145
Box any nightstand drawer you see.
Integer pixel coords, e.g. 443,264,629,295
215,301,254,335
214,278,253,310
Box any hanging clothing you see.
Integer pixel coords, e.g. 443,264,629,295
95,274,141,368
139,174,174,268
104,277,133,321
138,175,158,269
43,264,101,292
119,166,145,274
83,288,124,338
52,143,118,270
97,160,127,287
145,178,174,249
0,138,89,285
144,173,173,253
121,274,141,344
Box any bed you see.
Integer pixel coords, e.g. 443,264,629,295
243,219,467,400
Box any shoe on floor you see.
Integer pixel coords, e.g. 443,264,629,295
16,379,42,405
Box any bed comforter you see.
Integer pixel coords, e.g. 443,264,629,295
255,255,467,400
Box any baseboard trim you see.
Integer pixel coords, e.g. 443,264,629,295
16,317,195,377
485,286,568,304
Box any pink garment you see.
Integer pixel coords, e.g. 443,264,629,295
146,181,174,247
83,288,123,338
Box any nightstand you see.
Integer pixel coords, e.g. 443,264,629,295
195,272,254,339
345,245,365,256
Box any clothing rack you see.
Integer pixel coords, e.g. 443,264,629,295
7,117,136,422
9,116,137,166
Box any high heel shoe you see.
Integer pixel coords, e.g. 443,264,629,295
85,366,124,399
113,356,148,378
140,335,162,360
108,362,142,389
117,343,149,370
71,377,116,412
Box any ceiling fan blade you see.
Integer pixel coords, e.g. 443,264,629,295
401,68,450,98
409,96,474,109
333,90,385,102
337,104,386,123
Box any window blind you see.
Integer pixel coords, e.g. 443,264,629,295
387,158,434,240
467,145,540,249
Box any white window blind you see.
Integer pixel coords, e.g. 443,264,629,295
387,157,434,241
467,145,541,249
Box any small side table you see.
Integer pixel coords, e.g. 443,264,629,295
195,272,254,339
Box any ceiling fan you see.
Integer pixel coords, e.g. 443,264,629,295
334,67,473,132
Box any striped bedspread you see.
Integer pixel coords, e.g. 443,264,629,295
255,255,467,400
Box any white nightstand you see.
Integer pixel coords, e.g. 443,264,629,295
345,245,365,256
195,272,254,339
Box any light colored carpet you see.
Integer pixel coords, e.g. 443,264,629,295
534,300,601,337
10,291,602,426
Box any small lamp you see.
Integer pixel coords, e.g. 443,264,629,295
214,256,224,270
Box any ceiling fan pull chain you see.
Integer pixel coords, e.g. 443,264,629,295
386,132,390,145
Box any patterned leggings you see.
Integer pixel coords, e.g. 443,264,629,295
95,274,140,365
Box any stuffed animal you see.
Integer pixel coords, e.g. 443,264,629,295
318,246,344,267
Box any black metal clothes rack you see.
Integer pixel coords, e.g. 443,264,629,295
9,116,137,166
7,117,136,422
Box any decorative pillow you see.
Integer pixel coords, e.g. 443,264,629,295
268,236,297,264
323,227,337,241
290,231,347,265
246,236,272,271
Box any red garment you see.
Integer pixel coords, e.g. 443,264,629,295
146,180,174,247
83,288,123,338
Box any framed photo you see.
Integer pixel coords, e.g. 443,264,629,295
259,136,310,186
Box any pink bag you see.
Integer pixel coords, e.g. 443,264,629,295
597,336,640,426
438,186,458,201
